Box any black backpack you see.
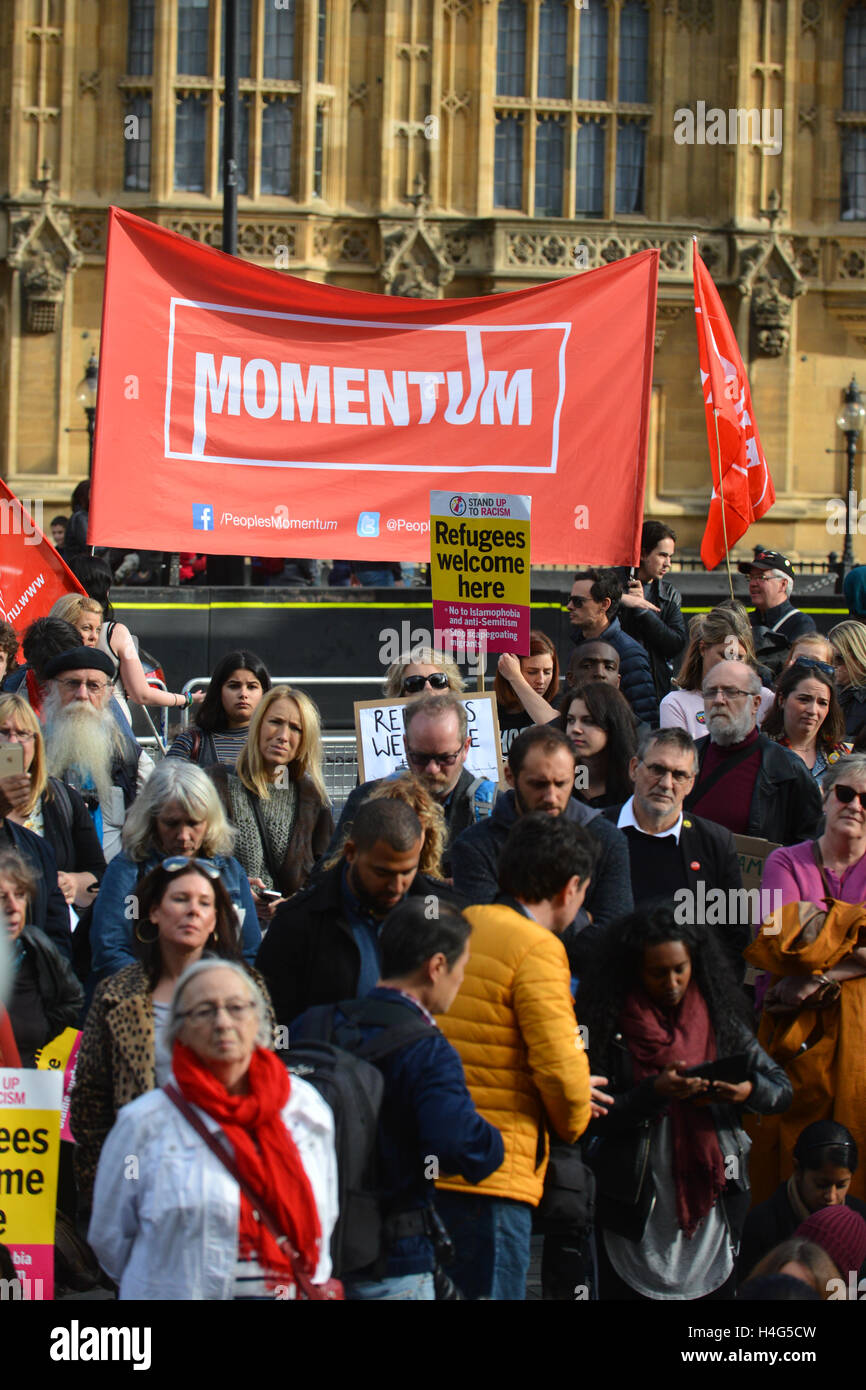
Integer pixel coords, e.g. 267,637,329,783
285,997,431,1278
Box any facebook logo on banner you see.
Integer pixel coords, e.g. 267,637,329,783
357,511,379,538
192,504,215,531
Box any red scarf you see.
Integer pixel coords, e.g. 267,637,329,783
619,983,727,1237
172,1042,322,1287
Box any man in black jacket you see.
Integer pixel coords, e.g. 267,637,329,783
257,797,464,1029
450,727,632,973
566,568,658,726
684,660,822,845
740,549,816,677
601,727,748,977
616,521,687,703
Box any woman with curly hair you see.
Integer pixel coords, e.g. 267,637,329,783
761,657,850,777
660,606,773,738
558,681,636,807
577,906,791,1300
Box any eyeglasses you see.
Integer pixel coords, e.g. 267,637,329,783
405,745,464,768
833,784,866,810
55,677,110,694
791,656,835,680
178,1000,256,1025
0,727,36,743
160,856,221,878
639,761,695,786
401,672,450,694
704,686,752,701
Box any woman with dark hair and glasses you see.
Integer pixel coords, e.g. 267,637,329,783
167,649,271,769
71,857,273,1221
382,646,464,699
738,1120,866,1283
748,754,866,1206
761,657,850,778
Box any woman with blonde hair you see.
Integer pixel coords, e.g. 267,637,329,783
383,646,464,699
660,605,773,738
744,1238,841,1298
323,771,447,880
209,686,333,922
829,620,866,737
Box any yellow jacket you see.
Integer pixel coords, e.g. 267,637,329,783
436,903,592,1206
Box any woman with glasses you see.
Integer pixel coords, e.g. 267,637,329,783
208,686,332,923
166,650,271,769
493,630,560,757
761,658,850,778
0,692,106,914
87,957,336,1300
829,620,866,738
748,755,866,1205
383,646,464,699
72,858,273,1223
660,607,773,738
558,681,637,808
89,760,260,981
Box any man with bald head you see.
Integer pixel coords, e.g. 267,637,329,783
683,659,822,845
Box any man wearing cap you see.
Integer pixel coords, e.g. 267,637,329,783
41,647,153,862
740,550,816,656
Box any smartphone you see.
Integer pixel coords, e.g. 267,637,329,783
0,743,25,777
681,1054,750,1085
258,889,282,902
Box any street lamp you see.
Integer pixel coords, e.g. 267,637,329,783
837,376,866,575
75,352,99,477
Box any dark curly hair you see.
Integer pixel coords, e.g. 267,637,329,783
575,905,754,1070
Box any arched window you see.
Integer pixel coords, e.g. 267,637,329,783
497,0,527,97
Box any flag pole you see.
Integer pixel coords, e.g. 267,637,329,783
693,237,735,603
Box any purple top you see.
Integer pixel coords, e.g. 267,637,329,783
762,839,866,906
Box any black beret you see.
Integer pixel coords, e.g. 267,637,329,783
43,647,116,680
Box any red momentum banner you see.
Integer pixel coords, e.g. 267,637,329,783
90,208,658,565
0,479,85,640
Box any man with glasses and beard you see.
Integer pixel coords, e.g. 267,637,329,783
41,648,153,862
684,659,822,846
326,694,497,875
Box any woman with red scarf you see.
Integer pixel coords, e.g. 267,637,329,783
577,907,791,1300
87,959,338,1300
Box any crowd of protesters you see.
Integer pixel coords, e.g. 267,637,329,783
2,519,866,1304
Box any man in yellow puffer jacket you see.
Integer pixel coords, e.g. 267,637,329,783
435,812,597,1300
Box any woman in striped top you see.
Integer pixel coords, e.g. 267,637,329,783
167,650,271,769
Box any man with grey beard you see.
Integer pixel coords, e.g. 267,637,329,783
683,658,821,846
41,647,153,862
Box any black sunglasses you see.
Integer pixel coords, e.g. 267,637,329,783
402,672,450,694
833,785,866,810
791,656,835,680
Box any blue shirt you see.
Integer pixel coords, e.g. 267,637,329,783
341,863,382,997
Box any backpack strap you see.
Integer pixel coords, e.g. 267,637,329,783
189,728,203,763
335,998,432,1064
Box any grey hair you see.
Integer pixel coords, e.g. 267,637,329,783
765,568,795,600
636,726,698,772
702,663,762,697
121,760,236,861
821,754,866,798
167,959,271,1048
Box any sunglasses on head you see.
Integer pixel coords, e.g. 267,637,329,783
160,856,221,878
402,672,450,694
791,656,835,680
833,785,866,810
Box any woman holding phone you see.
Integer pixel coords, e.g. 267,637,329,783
577,906,791,1300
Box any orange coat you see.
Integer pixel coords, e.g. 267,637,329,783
436,904,591,1207
744,899,866,1204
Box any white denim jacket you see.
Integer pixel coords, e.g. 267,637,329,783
88,1074,338,1300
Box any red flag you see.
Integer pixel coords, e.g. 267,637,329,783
693,246,774,570
0,478,86,644
90,207,658,566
